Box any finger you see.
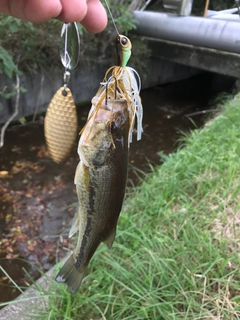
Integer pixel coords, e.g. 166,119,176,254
57,0,87,23
80,0,107,33
0,0,107,30
0,0,62,23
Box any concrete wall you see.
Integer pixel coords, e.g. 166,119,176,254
0,58,200,124
0,59,112,124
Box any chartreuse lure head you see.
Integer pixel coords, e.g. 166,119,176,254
116,35,132,67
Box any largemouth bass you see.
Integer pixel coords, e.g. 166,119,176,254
55,98,129,293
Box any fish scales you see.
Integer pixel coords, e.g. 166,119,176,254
56,98,129,293
75,156,127,264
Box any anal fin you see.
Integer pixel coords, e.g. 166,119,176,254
103,227,116,249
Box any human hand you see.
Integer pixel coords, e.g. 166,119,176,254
0,0,107,32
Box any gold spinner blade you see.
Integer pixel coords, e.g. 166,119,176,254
44,87,78,163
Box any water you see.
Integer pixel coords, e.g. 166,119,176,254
0,73,235,305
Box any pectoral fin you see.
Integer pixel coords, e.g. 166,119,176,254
103,228,116,249
74,161,81,185
68,210,80,238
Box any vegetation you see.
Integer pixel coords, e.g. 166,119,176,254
0,0,235,91
0,0,237,79
0,1,147,100
1,90,239,319
0,1,138,77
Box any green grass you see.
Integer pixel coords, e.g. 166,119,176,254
1,93,240,319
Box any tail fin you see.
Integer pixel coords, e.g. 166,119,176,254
55,255,86,294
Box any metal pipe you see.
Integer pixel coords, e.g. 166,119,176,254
133,10,240,54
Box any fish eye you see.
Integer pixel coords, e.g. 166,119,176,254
121,37,128,46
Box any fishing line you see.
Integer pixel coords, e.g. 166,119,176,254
103,0,119,35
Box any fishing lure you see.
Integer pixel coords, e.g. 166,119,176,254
86,34,143,146
44,23,80,163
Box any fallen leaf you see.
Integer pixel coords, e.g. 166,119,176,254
0,171,9,178
27,243,35,251
6,247,13,253
6,213,12,222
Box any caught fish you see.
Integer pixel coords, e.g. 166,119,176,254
55,97,129,293
55,34,143,293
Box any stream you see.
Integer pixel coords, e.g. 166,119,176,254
0,72,235,305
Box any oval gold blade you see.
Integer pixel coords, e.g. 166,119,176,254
44,87,78,163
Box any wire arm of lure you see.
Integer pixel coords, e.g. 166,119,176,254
61,23,71,70
60,22,80,96
60,22,80,71
63,70,71,94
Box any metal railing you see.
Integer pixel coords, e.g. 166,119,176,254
163,0,193,16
